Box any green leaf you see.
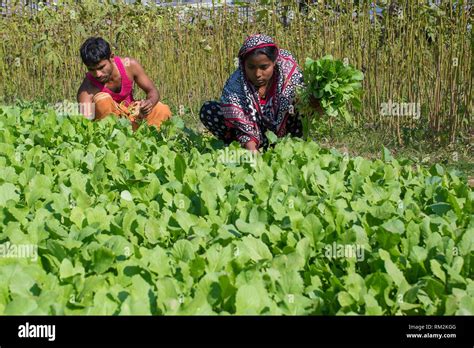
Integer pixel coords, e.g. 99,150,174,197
456,295,474,315
120,275,153,315
173,240,195,262
59,258,84,279
120,190,133,201
69,206,85,228
86,206,110,231
241,236,272,262
89,289,118,315
428,203,452,215
235,284,264,314
8,267,37,297
345,273,366,302
266,130,278,144
25,174,52,206
363,294,383,315
0,183,20,206
92,247,115,274
145,246,171,276
379,249,406,286
410,246,428,264
174,154,186,182
4,295,38,315
172,210,198,234
429,260,446,283
235,219,266,237
381,219,405,234
382,147,393,162
338,291,354,307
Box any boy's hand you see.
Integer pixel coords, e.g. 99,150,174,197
126,101,140,122
139,99,154,116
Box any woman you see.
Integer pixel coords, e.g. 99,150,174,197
200,34,320,151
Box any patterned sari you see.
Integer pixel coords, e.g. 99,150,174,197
200,34,304,149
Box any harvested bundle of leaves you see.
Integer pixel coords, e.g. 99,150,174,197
297,55,364,138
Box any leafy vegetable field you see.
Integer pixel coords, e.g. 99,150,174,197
0,104,472,315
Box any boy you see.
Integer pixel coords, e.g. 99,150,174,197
77,37,171,129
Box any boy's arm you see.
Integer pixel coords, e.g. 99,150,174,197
130,58,160,116
77,79,96,120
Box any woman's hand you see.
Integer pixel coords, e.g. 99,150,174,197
245,140,259,154
309,95,324,115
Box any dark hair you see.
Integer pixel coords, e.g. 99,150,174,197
80,37,111,66
243,46,278,63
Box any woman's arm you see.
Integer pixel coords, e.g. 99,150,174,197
244,140,259,153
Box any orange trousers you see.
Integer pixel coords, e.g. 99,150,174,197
92,92,172,130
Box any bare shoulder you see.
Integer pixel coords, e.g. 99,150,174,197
77,77,98,102
122,57,146,75
124,57,141,67
78,77,98,94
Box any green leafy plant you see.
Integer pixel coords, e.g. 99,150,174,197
297,55,364,137
0,103,472,316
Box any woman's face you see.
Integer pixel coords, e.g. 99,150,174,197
244,53,275,88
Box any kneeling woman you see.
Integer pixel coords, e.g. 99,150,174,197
200,34,317,152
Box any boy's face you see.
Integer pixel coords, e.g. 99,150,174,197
87,57,114,83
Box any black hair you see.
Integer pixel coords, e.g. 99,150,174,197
243,46,279,63
80,37,112,66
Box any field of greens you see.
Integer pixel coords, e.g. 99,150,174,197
0,103,472,315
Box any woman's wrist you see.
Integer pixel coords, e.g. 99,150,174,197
245,140,259,153
309,95,324,114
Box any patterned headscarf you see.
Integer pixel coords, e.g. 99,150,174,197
221,34,303,147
